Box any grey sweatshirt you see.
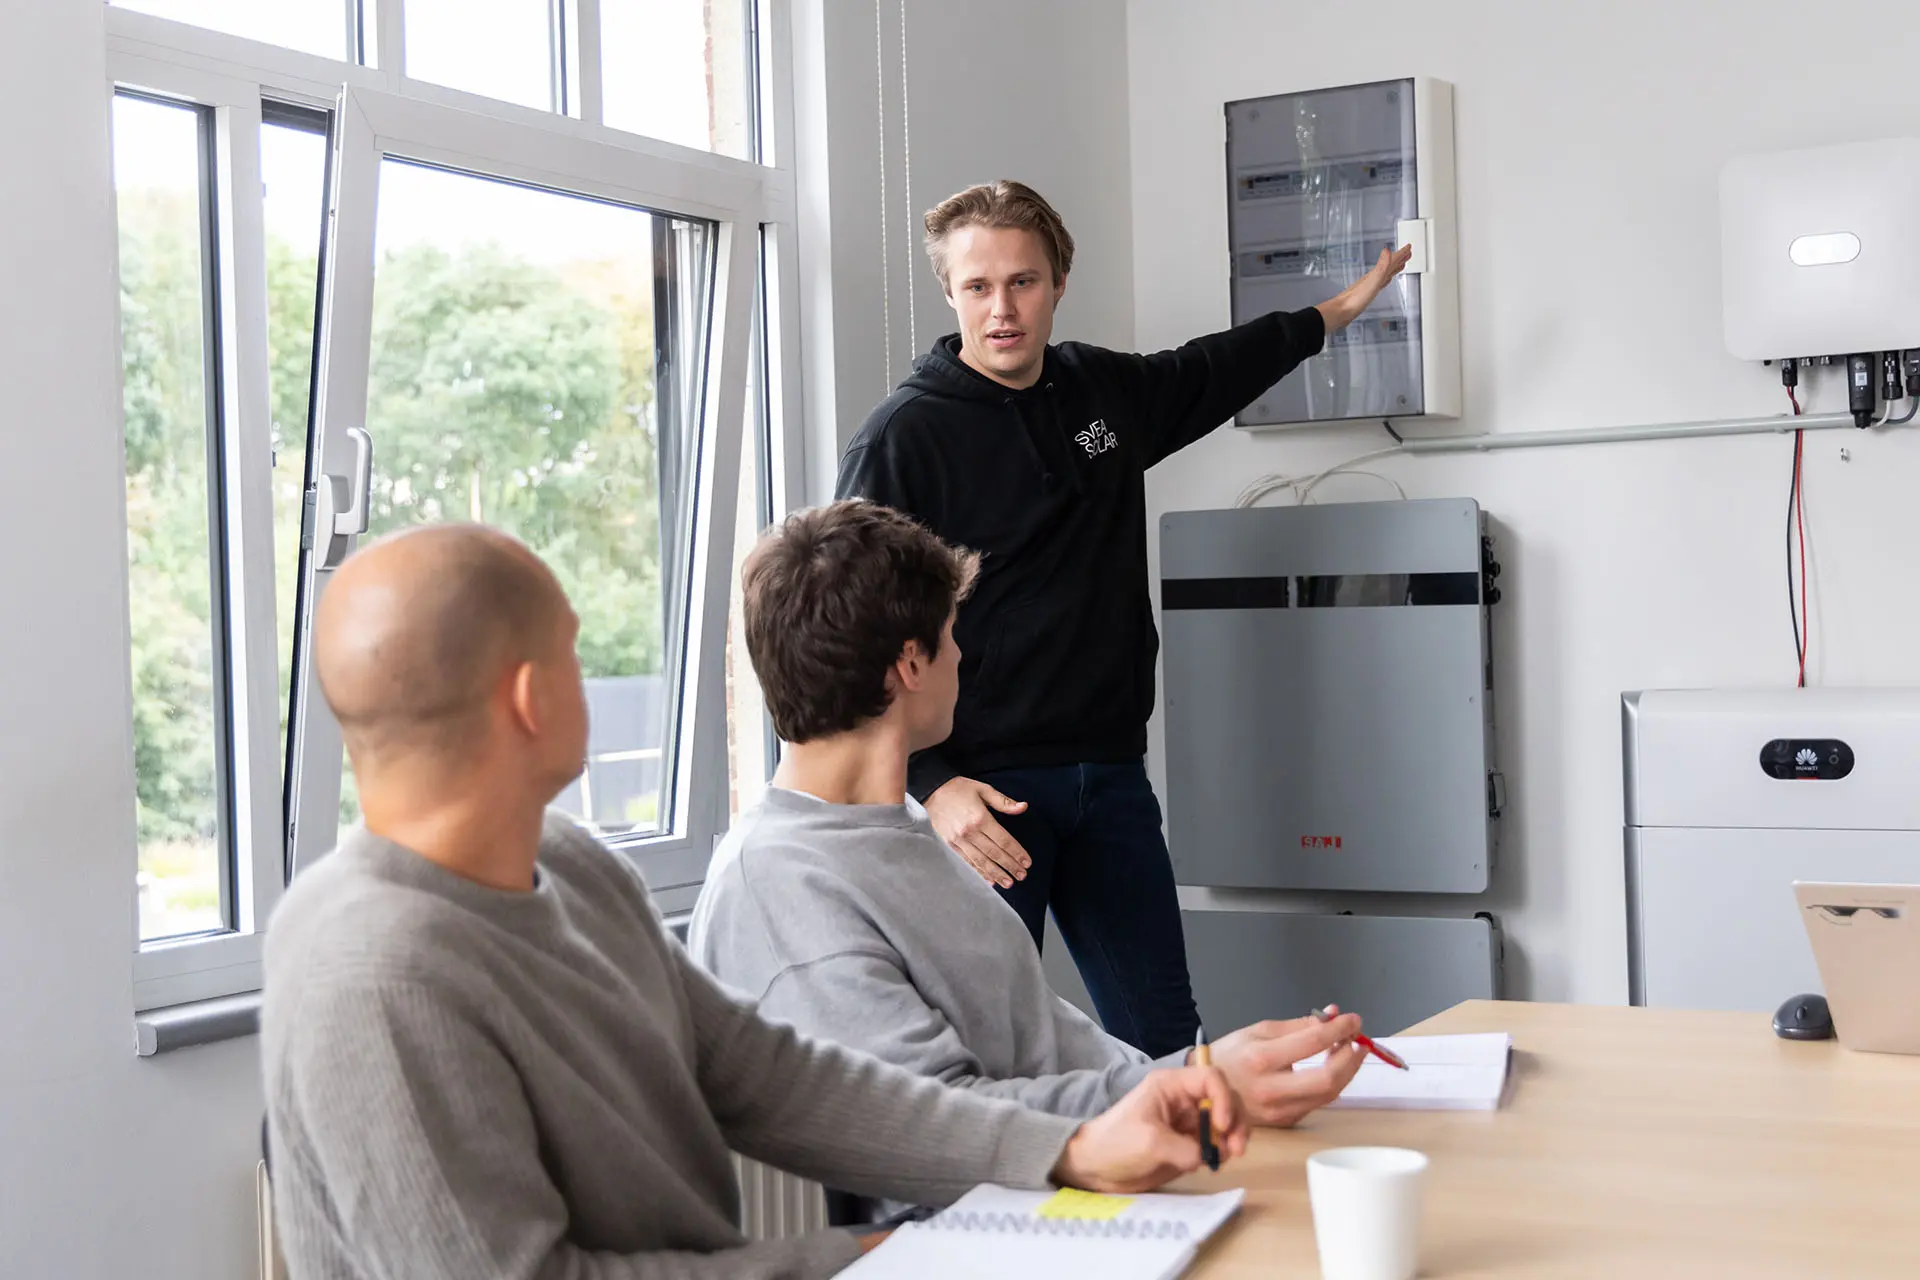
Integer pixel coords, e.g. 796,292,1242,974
261,814,1081,1280
689,789,1185,1119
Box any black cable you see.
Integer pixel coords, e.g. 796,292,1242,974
1783,369,1807,685
1787,428,1805,686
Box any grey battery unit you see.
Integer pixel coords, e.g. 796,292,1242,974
1159,497,1501,892
1183,909,1501,1038
1039,904,1501,1038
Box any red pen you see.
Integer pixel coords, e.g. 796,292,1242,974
1310,1005,1410,1071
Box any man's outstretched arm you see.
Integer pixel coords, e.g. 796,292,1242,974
1127,243,1413,464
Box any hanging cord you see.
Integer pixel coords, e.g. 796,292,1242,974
874,0,892,386
1787,384,1906,684
899,0,916,355
1295,446,1409,505
1236,447,1410,508
1791,392,1895,683
1786,388,1807,687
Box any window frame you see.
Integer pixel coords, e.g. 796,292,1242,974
107,53,296,1009
104,2,808,995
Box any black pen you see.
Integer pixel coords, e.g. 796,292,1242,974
1192,1026,1221,1172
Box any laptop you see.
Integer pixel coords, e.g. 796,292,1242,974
1793,882,1920,1055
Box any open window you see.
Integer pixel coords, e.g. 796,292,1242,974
284,87,762,893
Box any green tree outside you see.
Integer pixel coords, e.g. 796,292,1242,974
120,188,666,929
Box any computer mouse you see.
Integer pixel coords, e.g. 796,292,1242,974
1773,993,1834,1041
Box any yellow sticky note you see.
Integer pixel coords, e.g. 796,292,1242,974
1036,1188,1136,1221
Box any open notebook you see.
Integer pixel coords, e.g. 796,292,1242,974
838,1183,1245,1280
1300,1032,1514,1111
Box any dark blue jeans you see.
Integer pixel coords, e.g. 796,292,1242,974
977,760,1200,1059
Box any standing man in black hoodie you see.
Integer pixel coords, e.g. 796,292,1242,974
834,180,1409,1058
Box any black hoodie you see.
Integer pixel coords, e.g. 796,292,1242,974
835,308,1327,801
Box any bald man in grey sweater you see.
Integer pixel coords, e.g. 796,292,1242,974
262,523,1248,1280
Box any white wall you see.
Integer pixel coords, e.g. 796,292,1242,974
1128,0,1920,1004
797,0,1136,498
0,1,263,1276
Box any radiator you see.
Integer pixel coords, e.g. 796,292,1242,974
257,1161,288,1280
732,1153,828,1240
260,1150,824,1268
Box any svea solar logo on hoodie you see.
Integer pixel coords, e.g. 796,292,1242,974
1076,419,1117,457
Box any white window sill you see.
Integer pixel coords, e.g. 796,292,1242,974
130,919,688,1056
134,991,260,1057
135,929,265,1011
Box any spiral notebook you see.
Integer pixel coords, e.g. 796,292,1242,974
838,1184,1245,1280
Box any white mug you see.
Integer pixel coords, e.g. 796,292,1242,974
1306,1146,1429,1280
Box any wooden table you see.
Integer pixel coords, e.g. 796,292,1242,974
1182,1000,1920,1278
